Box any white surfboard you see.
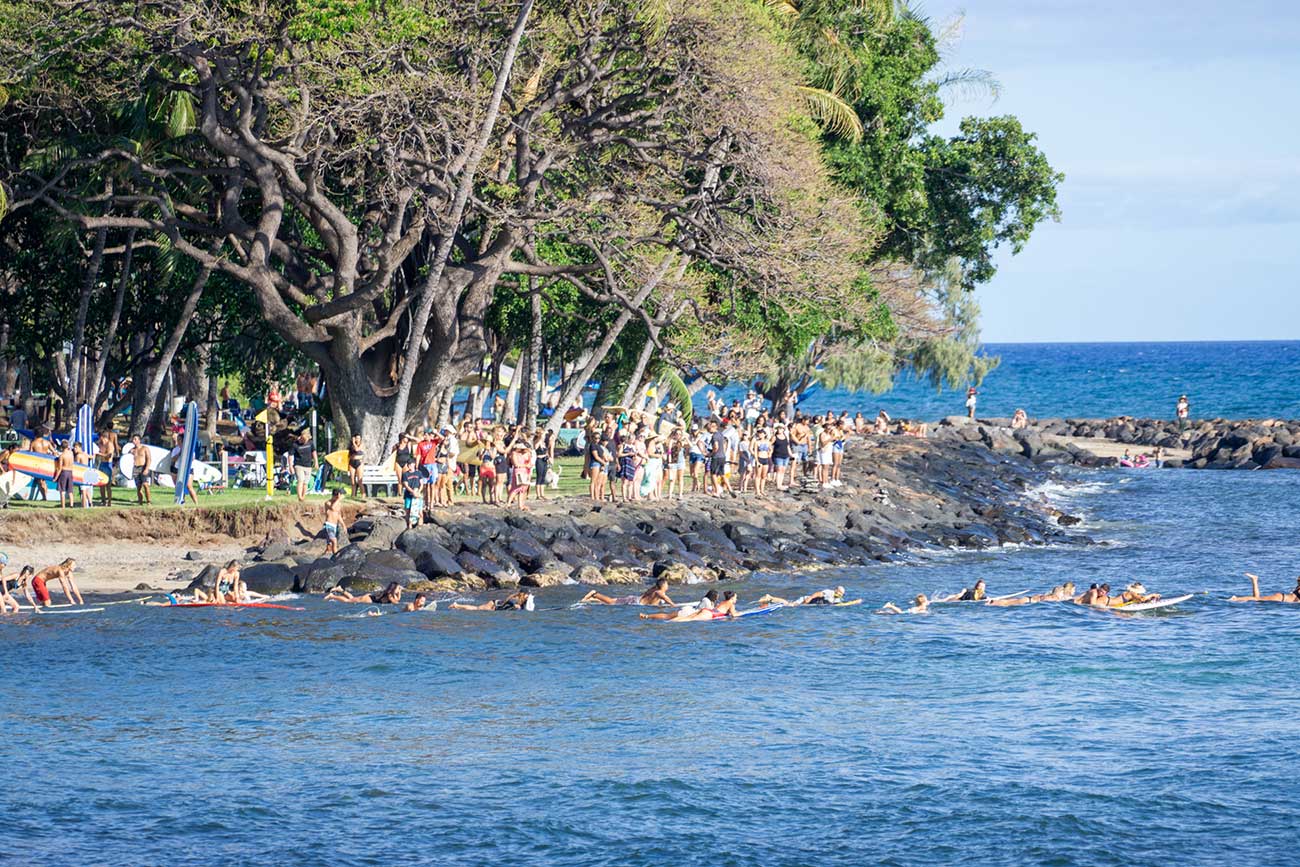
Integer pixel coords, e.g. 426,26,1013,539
118,443,175,488
1108,594,1194,613
155,449,221,484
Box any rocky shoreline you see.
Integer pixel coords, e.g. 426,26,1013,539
930,415,1300,470
202,437,1088,598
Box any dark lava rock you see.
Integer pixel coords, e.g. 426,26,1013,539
241,560,296,595
1056,514,1083,527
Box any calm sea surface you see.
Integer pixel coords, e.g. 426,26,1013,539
718,340,1300,420
4,467,1300,866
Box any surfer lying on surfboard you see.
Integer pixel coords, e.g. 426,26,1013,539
1074,583,1160,607
932,579,986,603
986,582,1077,606
449,591,533,611
878,594,930,615
755,586,846,607
578,578,675,607
640,590,738,621
326,582,403,606
1229,573,1300,603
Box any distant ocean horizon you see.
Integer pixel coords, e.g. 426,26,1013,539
716,340,1300,422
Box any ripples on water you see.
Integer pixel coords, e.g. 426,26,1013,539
4,468,1300,866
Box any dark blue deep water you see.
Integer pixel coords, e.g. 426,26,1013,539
5,466,1300,866
718,340,1300,421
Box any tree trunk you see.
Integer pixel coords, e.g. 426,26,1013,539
385,0,536,451
88,227,135,421
68,227,107,408
619,336,656,408
203,347,219,443
519,274,542,424
127,263,213,437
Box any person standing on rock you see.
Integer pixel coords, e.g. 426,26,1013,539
965,386,978,420
1176,395,1190,431
789,416,811,481
707,421,733,498
322,489,347,555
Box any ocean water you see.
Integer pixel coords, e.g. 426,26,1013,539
713,340,1300,421
4,466,1300,866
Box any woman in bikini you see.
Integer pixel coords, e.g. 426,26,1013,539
640,591,738,621
579,578,675,607
326,581,403,605
1229,573,1300,603
878,594,930,615
449,591,532,611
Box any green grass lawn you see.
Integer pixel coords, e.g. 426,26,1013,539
5,455,593,514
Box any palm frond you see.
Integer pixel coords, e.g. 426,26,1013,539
637,0,674,45
795,85,864,143
761,0,800,19
658,368,694,428
0,182,8,224
933,67,1001,103
166,91,197,138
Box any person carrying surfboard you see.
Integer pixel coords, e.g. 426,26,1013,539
130,435,153,505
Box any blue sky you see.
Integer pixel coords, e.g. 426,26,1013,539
923,0,1300,342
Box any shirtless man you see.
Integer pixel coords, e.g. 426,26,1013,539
29,430,54,500
0,553,22,614
1229,572,1300,603
95,431,117,507
449,591,533,612
402,594,432,612
640,590,738,621
55,440,76,509
322,489,347,555
131,435,153,505
27,558,83,607
579,578,674,607
1074,583,1111,606
878,594,930,615
789,417,811,480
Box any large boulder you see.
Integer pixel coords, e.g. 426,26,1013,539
357,515,408,550
505,530,551,572
396,524,454,554
520,566,573,588
574,564,606,585
295,559,354,594
456,551,521,588
241,560,296,595
601,566,644,585
364,548,418,573
332,543,367,566
255,528,291,562
184,564,220,591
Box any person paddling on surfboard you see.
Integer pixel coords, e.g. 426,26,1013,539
1229,573,1300,603
579,578,675,607
640,591,738,621
1106,583,1161,607
756,586,846,607
449,591,533,612
326,582,403,606
933,579,987,603
878,594,930,615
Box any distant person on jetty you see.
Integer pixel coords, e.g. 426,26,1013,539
326,582,403,605
579,579,675,606
878,594,930,615
640,590,738,621
965,387,978,420
0,553,22,614
322,489,347,555
1011,409,1028,429
1229,573,1300,603
1176,395,1190,431
131,435,153,505
450,591,533,611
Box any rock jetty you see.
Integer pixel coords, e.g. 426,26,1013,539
210,437,1085,597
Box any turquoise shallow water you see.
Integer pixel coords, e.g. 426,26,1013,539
4,467,1300,865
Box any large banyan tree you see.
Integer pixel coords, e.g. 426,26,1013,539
1,0,878,448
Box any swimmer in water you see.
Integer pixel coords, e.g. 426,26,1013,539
877,594,930,615
0,553,23,614
578,578,674,607
449,591,532,611
755,586,845,607
402,593,431,612
986,583,1078,606
1105,582,1161,607
1229,573,1300,603
326,582,403,605
640,591,738,621
933,579,986,603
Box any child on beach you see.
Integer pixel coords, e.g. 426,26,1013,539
323,489,346,555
